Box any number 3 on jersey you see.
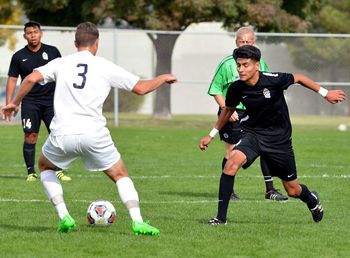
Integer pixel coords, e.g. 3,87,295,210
73,63,88,89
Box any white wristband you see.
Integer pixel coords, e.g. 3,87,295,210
209,128,219,138
318,87,328,98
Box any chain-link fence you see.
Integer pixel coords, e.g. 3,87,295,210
1,23,349,117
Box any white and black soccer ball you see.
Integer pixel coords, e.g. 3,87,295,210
87,200,116,226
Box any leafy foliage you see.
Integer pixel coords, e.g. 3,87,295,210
20,0,314,32
286,1,350,75
0,0,23,49
306,0,350,33
15,0,350,117
20,0,100,26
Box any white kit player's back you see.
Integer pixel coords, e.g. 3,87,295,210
35,50,139,135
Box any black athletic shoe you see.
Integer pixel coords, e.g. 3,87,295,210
230,192,240,201
309,191,324,223
265,189,288,201
208,218,227,225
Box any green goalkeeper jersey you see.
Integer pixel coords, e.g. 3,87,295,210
208,54,269,110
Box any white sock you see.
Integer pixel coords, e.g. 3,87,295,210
116,177,143,223
40,170,69,220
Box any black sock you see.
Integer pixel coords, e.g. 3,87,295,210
260,158,274,192
23,142,35,174
222,157,236,193
217,173,235,222
298,184,317,209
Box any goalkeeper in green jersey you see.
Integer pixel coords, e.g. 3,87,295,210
208,26,288,201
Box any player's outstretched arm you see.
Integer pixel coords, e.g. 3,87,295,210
132,74,177,95
199,107,235,151
1,103,18,122
1,70,44,121
293,74,346,104
5,77,18,105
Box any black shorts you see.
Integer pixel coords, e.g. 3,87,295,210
218,109,244,144
21,100,54,133
234,131,297,181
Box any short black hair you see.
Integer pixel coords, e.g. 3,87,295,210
233,45,261,61
24,21,41,31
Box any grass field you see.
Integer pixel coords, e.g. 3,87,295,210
0,114,349,258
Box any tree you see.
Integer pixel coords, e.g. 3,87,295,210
20,0,315,118
109,0,311,118
289,0,350,115
0,0,23,50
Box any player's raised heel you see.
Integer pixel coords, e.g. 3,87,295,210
56,171,72,181
132,221,160,236
309,191,324,223
265,189,288,201
26,173,38,181
58,214,76,233
230,192,240,201
208,217,227,225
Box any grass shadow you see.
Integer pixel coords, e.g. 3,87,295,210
159,191,216,198
0,223,52,233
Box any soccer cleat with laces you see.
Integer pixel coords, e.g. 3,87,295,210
56,170,72,181
309,191,324,223
26,173,38,181
58,214,76,233
265,189,288,201
230,192,240,201
208,217,227,225
132,221,160,236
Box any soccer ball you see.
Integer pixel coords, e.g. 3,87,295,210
337,123,348,132
87,200,116,226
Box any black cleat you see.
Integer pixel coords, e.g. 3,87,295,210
309,191,324,223
208,218,227,225
265,189,288,201
230,192,240,201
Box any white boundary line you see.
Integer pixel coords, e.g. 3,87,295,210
0,198,331,204
0,198,217,204
1,174,349,179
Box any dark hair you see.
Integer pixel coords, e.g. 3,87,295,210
24,21,41,32
233,45,261,61
75,22,99,47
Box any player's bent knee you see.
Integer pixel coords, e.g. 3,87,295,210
24,132,39,144
104,159,129,182
39,154,57,172
286,190,298,197
285,186,300,197
223,162,240,175
282,179,301,197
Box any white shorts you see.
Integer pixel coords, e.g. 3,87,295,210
42,127,121,171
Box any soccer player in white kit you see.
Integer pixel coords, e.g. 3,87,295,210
1,22,177,235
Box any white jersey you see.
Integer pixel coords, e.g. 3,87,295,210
35,50,139,135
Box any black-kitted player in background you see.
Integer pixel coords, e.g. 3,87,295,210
6,21,71,181
208,26,288,201
200,45,346,225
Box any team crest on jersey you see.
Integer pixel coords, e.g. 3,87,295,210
42,52,48,60
263,88,271,98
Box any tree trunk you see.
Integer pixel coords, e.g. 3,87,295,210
148,33,179,119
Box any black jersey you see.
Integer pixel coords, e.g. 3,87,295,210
226,71,295,145
8,43,61,101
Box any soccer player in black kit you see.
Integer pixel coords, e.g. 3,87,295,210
6,21,71,181
200,45,346,225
